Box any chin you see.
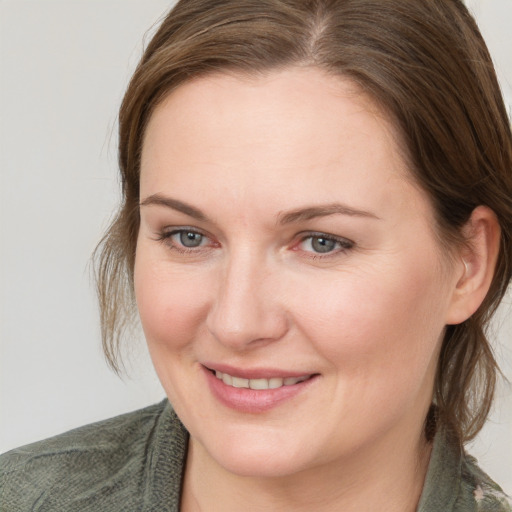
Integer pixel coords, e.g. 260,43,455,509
214,448,308,479
195,425,319,478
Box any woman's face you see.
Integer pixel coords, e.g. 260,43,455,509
135,67,461,477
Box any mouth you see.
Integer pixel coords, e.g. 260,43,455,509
212,370,311,390
202,365,319,412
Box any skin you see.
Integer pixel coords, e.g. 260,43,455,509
134,67,498,511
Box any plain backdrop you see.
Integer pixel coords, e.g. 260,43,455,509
1,0,511,492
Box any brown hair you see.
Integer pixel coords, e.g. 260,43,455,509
94,0,512,443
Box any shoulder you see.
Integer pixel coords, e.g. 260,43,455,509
0,400,187,512
419,427,511,512
457,453,512,512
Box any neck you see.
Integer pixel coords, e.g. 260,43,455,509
180,424,433,512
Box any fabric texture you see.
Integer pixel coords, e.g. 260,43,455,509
1,399,510,511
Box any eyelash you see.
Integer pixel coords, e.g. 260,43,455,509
294,232,355,258
156,228,215,254
156,228,355,258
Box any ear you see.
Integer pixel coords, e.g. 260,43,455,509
445,206,501,325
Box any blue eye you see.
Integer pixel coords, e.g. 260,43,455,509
310,236,337,253
300,234,353,255
157,228,211,252
177,231,204,248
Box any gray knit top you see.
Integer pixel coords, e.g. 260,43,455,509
1,400,510,511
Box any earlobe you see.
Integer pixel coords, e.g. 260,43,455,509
445,206,501,325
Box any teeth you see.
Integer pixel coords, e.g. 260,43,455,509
232,377,249,388
284,376,308,385
250,378,272,390
214,371,310,389
268,377,284,389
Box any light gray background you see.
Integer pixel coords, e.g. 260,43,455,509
1,0,511,491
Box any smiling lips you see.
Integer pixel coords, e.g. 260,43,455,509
204,366,318,412
214,370,310,390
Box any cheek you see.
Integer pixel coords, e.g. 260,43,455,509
289,264,448,432
291,261,448,377
134,252,211,352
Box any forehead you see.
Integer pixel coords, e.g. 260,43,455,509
140,67,428,225
142,67,407,171
145,68,397,139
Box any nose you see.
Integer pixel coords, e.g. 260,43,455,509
205,249,289,350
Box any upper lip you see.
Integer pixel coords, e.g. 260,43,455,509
202,363,316,380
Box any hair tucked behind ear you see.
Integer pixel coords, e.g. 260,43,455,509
94,0,512,442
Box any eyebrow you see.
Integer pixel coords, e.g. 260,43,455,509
277,203,380,225
140,194,208,221
139,194,380,224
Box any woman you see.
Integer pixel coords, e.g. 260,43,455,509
1,0,511,510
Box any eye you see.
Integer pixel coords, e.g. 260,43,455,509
157,228,214,253
176,230,205,248
298,233,354,255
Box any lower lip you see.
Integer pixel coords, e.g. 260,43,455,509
203,367,318,413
